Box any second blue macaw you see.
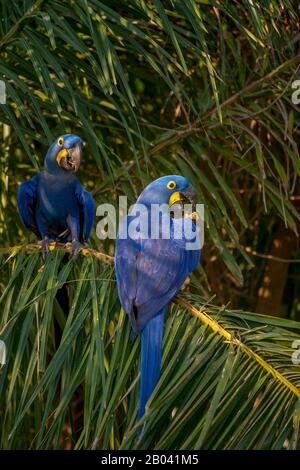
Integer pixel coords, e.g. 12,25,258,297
115,175,200,422
17,134,94,259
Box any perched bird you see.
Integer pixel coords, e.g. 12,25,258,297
17,134,94,259
115,175,200,422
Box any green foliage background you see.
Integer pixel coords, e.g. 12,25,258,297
0,0,300,449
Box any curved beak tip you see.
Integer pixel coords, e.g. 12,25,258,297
181,184,197,205
57,143,82,172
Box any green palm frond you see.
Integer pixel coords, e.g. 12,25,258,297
0,247,299,450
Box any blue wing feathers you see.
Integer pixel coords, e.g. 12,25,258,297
75,182,94,242
115,228,140,332
17,176,40,238
116,217,200,332
81,190,94,241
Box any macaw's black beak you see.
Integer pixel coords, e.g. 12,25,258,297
56,143,82,173
180,184,197,211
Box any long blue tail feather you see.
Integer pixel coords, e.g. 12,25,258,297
137,308,165,421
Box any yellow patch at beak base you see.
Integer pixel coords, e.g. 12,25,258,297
169,191,181,207
56,148,68,165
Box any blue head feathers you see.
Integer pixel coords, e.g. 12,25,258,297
44,134,84,174
136,175,197,207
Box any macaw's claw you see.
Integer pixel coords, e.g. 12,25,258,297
70,240,83,261
41,237,50,261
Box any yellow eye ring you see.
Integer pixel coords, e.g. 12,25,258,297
167,180,176,190
57,137,64,147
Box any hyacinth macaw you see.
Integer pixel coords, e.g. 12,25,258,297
115,175,200,422
17,134,94,259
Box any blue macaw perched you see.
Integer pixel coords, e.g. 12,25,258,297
115,175,200,421
17,134,94,259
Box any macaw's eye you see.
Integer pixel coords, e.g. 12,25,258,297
167,180,176,190
57,137,64,147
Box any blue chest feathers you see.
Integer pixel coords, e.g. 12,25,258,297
37,171,79,221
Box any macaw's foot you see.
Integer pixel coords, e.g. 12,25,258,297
70,240,83,261
41,237,50,261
